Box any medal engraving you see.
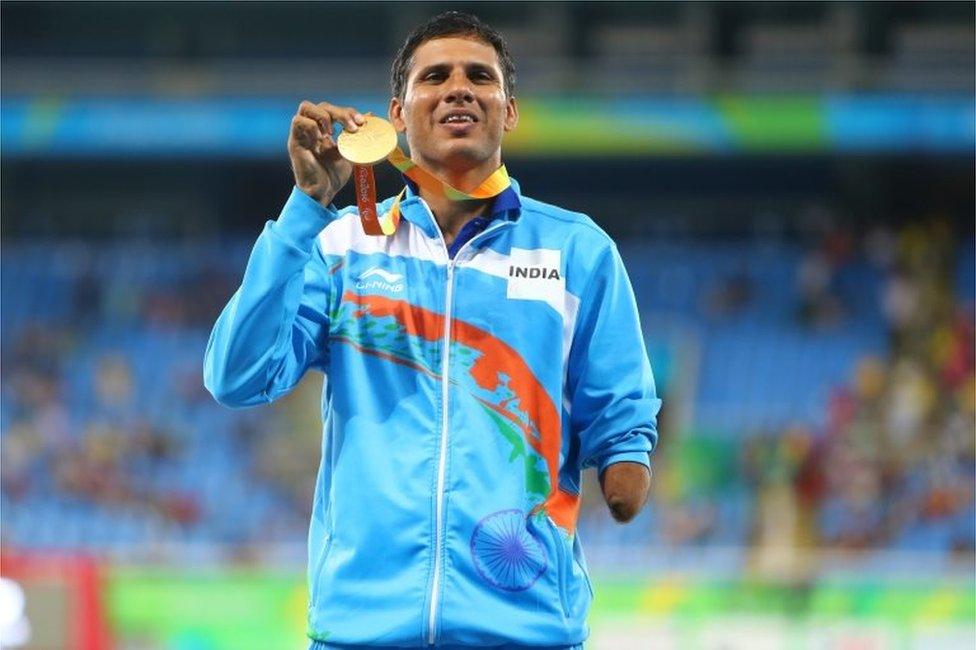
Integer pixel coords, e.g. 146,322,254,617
337,116,398,165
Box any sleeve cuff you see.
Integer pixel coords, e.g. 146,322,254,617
598,450,651,475
274,186,341,250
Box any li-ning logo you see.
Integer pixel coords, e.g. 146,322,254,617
356,265,404,293
508,265,561,280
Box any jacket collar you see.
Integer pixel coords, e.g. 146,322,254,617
396,175,523,239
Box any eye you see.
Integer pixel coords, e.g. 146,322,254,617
423,71,445,82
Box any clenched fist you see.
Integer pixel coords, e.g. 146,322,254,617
288,100,366,208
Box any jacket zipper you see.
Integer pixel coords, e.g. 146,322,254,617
427,257,452,645
425,205,512,645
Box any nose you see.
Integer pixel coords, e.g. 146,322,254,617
444,72,474,104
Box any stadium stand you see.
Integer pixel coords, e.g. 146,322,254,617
3,219,971,570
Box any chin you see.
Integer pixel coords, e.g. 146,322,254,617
436,141,493,165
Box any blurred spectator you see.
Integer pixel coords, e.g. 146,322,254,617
882,264,922,347
864,225,897,272
660,498,717,546
796,249,844,329
702,265,754,319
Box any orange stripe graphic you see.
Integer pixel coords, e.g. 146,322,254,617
341,291,579,531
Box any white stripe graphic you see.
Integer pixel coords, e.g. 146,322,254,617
317,212,444,265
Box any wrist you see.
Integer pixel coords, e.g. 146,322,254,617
295,183,334,211
276,186,338,249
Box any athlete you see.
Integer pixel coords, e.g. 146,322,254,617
205,11,661,649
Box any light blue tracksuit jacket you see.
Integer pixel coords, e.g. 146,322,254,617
204,178,661,648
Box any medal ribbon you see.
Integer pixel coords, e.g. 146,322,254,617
352,146,511,236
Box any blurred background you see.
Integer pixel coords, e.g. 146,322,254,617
1,1,973,648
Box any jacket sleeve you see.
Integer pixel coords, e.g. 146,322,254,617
567,243,662,475
203,187,340,408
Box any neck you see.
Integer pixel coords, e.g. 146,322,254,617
420,189,491,246
412,154,502,246
417,153,500,194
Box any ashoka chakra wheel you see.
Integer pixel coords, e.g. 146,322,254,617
470,509,547,592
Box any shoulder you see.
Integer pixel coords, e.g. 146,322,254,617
314,194,419,263
316,194,399,239
521,196,613,245
519,196,611,241
514,195,624,297
314,203,363,262
517,194,618,261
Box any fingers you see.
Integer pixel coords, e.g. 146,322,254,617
290,115,324,151
297,100,365,135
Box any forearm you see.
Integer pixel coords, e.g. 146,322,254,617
599,461,651,523
204,188,332,406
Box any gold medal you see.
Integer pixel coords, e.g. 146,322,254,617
337,116,398,165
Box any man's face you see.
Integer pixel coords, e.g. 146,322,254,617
390,36,518,172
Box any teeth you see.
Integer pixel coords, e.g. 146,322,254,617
445,114,473,123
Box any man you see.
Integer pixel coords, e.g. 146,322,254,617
205,11,660,649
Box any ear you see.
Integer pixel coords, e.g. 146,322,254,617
389,96,406,133
503,96,519,133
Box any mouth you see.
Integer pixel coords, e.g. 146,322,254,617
438,110,479,129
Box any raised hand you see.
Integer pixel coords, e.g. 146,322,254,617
287,100,365,208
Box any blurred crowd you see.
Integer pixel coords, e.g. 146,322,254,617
1,253,318,549
1,219,973,563
737,219,973,563
2,345,195,523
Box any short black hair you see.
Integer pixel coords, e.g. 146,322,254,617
391,11,517,100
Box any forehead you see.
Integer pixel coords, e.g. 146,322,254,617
408,36,501,73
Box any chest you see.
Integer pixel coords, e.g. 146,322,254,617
329,242,576,385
